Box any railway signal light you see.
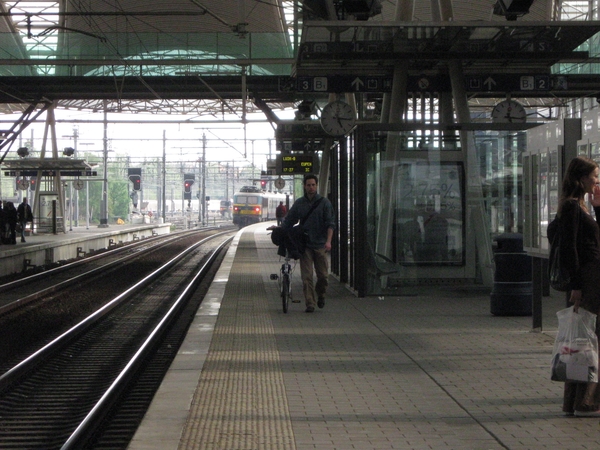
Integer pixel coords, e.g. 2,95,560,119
129,175,141,191
30,178,36,190
183,174,195,193
260,178,267,189
128,168,142,191
183,173,195,200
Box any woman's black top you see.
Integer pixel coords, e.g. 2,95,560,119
560,199,600,290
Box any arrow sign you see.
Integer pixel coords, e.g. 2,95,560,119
483,77,496,90
351,77,364,91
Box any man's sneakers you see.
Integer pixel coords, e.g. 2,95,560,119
305,306,315,313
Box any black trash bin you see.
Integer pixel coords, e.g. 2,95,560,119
490,233,532,316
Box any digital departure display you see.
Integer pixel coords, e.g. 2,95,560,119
279,154,314,174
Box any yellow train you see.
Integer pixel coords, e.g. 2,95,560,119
232,186,290,228
219,200,232,216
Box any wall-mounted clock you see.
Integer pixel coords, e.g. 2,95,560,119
320,100,356,136
491,100,527,123
17,179,28,190
73,179,85,190
274,177,285,189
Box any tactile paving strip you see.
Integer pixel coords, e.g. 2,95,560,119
178,232,296,450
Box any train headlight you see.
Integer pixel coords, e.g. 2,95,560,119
255,207,261,213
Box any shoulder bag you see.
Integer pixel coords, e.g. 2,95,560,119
286,198,324,259
547,203,580,292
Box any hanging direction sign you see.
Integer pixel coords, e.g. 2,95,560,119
295,74,453,93
277,139,324,151
465,74,557,92
294,74,569,93
275,121,329,140
297,75,393,93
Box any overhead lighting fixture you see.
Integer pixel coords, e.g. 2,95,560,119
63,147,75,156
340,0,382,20
17,147,29,158
493,0,535,21
295,100,317,120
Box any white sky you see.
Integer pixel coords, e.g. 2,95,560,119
5,107,297,171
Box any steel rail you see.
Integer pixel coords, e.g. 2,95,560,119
0,228,226,318
0,230,159,294
0,230,231,393
61,235,232,449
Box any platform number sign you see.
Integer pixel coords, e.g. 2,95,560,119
520,75,550,91
297,77,328,92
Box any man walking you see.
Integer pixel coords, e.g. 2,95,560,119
281,175,336,313
275,201,287,226
17,197,33,243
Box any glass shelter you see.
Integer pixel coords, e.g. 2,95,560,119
329,123,533,297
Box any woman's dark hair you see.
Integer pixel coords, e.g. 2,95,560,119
559,155,598,214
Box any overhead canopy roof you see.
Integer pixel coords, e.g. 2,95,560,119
296,21,600,76
2,157,94,172
0,0,294,76
0,0,596,115
0,0,298,114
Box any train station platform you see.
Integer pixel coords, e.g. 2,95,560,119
129,222,596,450
0,222,171,278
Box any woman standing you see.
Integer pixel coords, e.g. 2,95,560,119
3,201,17,245
557,156,600,417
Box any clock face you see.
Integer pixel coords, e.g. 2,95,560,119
17,179,28,191
320,101,356,136
73,179,85,190
274,177,285,189
491,100,527,123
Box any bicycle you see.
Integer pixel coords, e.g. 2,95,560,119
270,249,298,313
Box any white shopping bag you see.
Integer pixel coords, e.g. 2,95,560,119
551,306,598,383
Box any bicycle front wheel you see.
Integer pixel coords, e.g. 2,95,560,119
282,273,290,313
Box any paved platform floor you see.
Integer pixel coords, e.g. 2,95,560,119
129,223,598,450
0,222,165,252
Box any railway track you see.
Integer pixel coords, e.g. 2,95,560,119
0,226,228,310
0,227,234,372
0,230,234,449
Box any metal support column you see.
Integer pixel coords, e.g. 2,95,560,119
99,100,109,227
376,0,413,258
339,138,349,283
162,130,166,222
448,60,494,285
355,128,368,296
201,133,207,225
532,256,543,331
330,139,340,277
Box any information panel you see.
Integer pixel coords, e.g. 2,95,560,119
275,154,316,175
395,161,464,266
